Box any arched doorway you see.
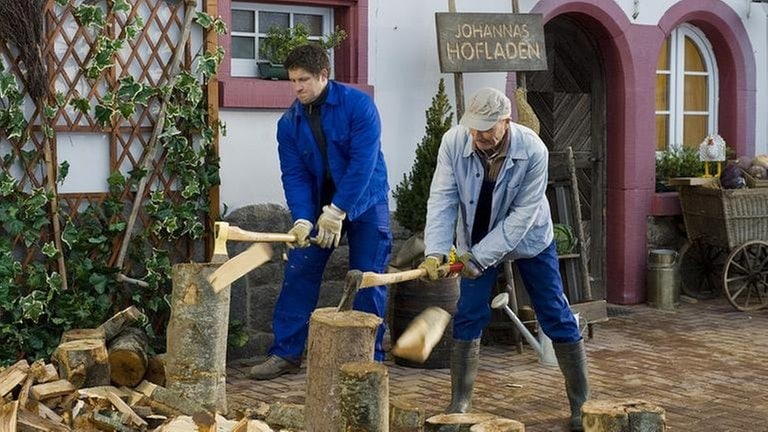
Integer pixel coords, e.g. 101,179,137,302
525,15,607,301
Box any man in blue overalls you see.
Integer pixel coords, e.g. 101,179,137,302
249,44,392,380
418,87,590,431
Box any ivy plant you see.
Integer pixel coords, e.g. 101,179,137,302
0,2,229,365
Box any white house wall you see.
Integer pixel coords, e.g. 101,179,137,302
218,0,768,213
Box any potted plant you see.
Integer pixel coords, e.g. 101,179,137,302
655,147,704,192
258,24,347,80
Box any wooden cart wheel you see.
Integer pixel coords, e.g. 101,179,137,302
722,240,768,312
679,240,726,299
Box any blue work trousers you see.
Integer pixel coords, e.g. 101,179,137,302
269,202,392,362
453,241,580,343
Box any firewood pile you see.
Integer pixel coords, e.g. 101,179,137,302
0,306,291,431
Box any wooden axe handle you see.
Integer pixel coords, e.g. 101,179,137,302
359,262,463,288
227,226,297,243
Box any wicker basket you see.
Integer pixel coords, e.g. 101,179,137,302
679,186,768,250
740,168,768,188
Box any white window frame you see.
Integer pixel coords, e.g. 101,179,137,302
656,23,718,152
231,3,334,78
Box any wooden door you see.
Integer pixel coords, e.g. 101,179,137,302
524,16,606,301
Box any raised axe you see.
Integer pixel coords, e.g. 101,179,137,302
337,262,464,364
207,222,310,292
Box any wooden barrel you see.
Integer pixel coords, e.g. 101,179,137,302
391,277,460,369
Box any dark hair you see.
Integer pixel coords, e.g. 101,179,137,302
283,43,330,76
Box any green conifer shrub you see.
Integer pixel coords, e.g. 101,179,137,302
393,79,454,233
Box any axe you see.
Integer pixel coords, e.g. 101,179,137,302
207,222,308,292
336,263,463,364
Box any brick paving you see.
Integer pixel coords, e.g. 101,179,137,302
226,298,768,431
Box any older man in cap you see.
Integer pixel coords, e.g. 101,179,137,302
418,87,590,431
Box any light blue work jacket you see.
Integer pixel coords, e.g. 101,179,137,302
424,123,554,268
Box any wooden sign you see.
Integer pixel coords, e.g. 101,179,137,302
435,13,547,73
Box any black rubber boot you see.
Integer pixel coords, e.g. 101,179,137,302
554,340,590,432
446,338,480,413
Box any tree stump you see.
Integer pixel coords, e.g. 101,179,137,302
166,263,231,414
108,327,149,387
425,413,498,432
53,339,110,388
582,399,666,432
338,362,388,432
469,418,525,432
305,307,381,432
390,398,425,432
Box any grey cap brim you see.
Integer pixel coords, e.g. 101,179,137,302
459,113,498,131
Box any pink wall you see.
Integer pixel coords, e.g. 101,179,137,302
530,0,756,304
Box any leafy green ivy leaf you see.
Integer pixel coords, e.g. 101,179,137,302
89,273,108,294
55,91,66,107
70,97,91,115
88,235,108,244
112,0,131,14
118,101,135,118
54,0,68,6
73,4,106,29
108,221,126,233
0,173,16,197
194,12,214,28
94,104,114,127
41,242,58,258
42,124,54,139
44,104,57,119
20,291,46,323
61,221,77,250
58,161,70,184
213,19,228,35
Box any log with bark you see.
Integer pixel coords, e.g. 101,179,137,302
389,398,425,432
60,328,105,344
145,354,167,386
304,307,381,432
52,339,110,388
166,263,230,414
582,399,666,432
338,362,388,432
469,418,525,432
98,306,146,342
425,413,498,432
108,327,149,387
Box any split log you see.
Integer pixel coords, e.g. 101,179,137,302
53,339,110,388
91,410,137,432
0,401,19,432
305,308,381,432
145,354,167,386
582,399,666,432
425,413,498,432
338,362,388,431
60,328,105,344
24,400,63,424
389,398,425,432
98,306,146,342
30,380,76,401
106,390,148,428
17,375,34,406
108,327,149,387
264,402,304,430
0,364,29,398
29,362,58,384
469,419,525,432
16,407,71,432
166,263,230,414
135,380,209,417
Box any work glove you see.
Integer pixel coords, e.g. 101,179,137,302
458,252,484,279
316,204,346,249
287,220,313,249
418,255,446,281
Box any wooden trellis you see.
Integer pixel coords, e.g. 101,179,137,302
0,0,215,282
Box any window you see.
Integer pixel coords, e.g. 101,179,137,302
655,24,718,151
231,3,333,78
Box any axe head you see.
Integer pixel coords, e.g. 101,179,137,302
337,270,364,312
211,222,230,263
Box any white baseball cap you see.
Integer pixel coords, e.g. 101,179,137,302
459,87,512,131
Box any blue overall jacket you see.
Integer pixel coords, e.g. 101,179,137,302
276,80,389,222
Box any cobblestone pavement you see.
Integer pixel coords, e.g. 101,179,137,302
226,297,768,431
